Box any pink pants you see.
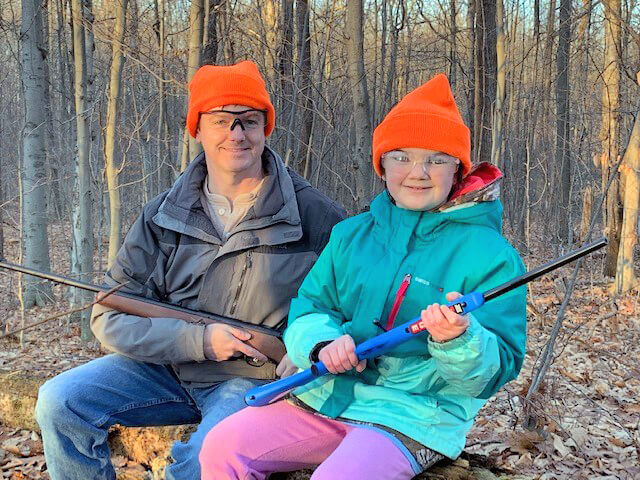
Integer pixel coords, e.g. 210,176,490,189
199,400,416,480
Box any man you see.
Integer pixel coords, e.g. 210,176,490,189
34,60,345,480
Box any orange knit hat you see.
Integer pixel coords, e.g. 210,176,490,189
372,73,471,177
186,60,275,138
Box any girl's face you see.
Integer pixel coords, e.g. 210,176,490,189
381,148,459,211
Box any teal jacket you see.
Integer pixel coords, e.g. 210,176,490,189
284,188,527,459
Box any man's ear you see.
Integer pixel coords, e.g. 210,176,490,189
195,127,201,143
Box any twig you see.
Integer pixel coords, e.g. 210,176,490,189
0,283,127,340
523,155,624,428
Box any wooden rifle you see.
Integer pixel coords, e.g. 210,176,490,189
0,258,286,363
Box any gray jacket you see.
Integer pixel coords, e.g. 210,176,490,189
91,147,345,385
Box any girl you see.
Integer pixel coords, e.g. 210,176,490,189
199,74,527,480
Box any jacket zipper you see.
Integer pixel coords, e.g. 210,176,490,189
385,274,411,331
230,251,252,316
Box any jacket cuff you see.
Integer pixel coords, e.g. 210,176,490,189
184,323,206,362
428,313,482,352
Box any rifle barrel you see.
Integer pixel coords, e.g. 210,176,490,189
483,238,608,302
0,258,281,338
0,259,103,293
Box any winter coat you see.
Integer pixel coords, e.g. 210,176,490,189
284,164,527,459
91,147,345,385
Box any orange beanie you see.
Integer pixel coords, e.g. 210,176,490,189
186,60,275,138
372,73,471,177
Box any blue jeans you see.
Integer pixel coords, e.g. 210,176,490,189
34,354,267,480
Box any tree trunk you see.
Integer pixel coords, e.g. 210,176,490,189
601,0,622,276
384,3,403,116
21,0,53,308
466,0,475,129
555,0,572,242
53,0,73,221
259,0,277,78
0,121,3,259
534,0,540,40
490,0,505,168
41,1,58,222
576,0,592,68
346,0,373,211
219,0,235,62
296,0,314,178
579,186,593,242
279,0,295,163
154,0,172,192
104,0,128,269
473,0,497,165
70,0,94,339
448,0,458,90
540,0,556,241
83,0,95,88
179,0,204,170
202,0,220,65
615,74,640,293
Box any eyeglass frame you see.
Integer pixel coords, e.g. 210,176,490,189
380,150,460,175
197,108,267,132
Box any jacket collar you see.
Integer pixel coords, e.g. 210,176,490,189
152,146,303,249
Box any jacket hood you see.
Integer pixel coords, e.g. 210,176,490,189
371,162,504,241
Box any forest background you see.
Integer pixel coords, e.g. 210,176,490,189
0,0,639,479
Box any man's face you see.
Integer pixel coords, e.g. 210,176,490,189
195,104,266,177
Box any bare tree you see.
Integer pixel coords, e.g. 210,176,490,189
296,0,313,178
83,0,95,87
21,0,52,308
448,0,458,91
256,0,277,80
615,73,640,293
555,0,572,241
601,0,623,276
202,0,220,65
154,0,173,192
346,0,373,211
490,0,505,168
70,0,94,339
473,0,497,165
384,1,404,117
0,121,3,259
104,0,128,268
279,0,295,163
179,0,204,171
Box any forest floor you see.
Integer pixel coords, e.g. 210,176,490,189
0,222,638,479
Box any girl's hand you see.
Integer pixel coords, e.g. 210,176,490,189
318,334,367,374
421,292,469,343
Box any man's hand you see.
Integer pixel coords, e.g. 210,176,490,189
421,291,470,343
275,354,298,378
318,334,366,374
203,324,268,362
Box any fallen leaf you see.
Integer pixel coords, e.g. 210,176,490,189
551,432,571,458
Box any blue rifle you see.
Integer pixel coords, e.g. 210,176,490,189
245,238,608,407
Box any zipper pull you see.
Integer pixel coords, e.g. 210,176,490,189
385,274,411,331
